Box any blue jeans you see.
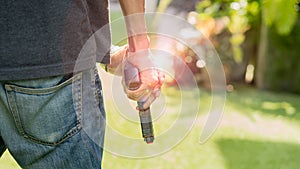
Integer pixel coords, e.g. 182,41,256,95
0,68,106,169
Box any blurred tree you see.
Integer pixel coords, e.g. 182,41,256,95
261,0,298,35
195,0,300,94
256,4,300,94
195,0,261,82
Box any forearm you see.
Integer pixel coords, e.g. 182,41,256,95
119,0,149,52
119,0,145,15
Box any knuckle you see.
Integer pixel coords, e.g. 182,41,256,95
127,94,134,100
132,92,142,99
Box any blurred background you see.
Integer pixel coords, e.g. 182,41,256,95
1,0,300,168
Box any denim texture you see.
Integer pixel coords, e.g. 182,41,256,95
0,68,106,168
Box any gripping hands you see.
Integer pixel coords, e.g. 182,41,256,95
122,49,164,110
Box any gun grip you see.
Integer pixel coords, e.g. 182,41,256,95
124,61,154,144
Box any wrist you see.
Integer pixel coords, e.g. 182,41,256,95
128,34,150,52
126,48,154,72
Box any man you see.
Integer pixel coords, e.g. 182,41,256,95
0,0,163,168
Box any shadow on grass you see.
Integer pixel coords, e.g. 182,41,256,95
217,138,300,169
227,86,300,121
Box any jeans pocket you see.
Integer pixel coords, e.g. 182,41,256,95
4,74,82,146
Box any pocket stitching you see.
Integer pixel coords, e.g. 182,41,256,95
24,126,80,146
4,74,80,95
4,74,83,146
5,90,26,137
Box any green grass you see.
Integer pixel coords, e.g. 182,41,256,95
110,11,128,46
1,85,300,168
101,85,300,169
0,151,21,169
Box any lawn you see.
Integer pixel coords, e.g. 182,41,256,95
101,81,300,169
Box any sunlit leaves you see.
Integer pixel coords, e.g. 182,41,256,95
262,0,298,35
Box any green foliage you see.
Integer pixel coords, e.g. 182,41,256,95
262,0,298,35
196,0,261,62
197,0,299,35
261,16,300,94
195,0,298,63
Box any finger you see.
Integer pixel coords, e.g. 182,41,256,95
136,93,157,110
152,87,161,98
134,87,161,110
139,70,159,88
157,71,165,85
125,83,152,101
122,75,146,100
143,94,157,109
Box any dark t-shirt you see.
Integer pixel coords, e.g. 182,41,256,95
0,0,111,80
168,0,200,12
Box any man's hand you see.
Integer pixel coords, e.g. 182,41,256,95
105,45,128,75
122,49,165,109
